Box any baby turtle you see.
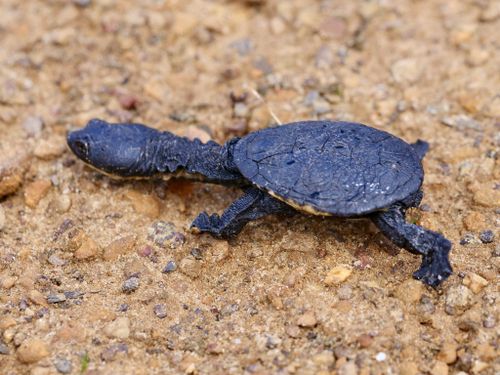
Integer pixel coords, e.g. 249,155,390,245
68,119,452,287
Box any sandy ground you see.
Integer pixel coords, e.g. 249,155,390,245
0,0,499,374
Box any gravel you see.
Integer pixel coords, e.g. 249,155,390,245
479,230,494,243
0,341,9,355
122,277,140,293
190,247,204,260
162,261,177,273
153,304,168,319
147,221,185,249
22,116,44,137
47,294,67,304
0,204,5,231
54,357,72,374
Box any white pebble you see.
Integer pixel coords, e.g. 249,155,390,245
375,352,387,362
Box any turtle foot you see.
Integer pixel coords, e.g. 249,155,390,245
413,238,452,288
190,212,229,238
190,212,221,234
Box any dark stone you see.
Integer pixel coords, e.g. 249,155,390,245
122,277,140,293
0,341,9,355
154,304,167,319
162,261,177,273
479,230,494,243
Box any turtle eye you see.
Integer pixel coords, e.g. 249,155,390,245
73,140,89,157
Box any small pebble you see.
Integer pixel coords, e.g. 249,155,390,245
122,277,140,293
16,338,50,364
399,361,418,375
24,179,52,208
125,190,160,218
54,194,72,213
234,102,249,118
0,341,9,355
179,256,201,279
67,230,100,260
29,290,48,307
183,125,212,143
47,294,67,304
391,58,422,83
483,314,495,328
430,361,448,375
14,332,26,347
54,357,72,374
19,299,28,310
337,285,353,300
148,221,185,249
101,343,128,361
118,93,139,110
395,279,424,303
324,265,352,285
437,341,457,364
0,204,5,231
118,303,129,312
315,45,334,68
459,233,477,245
22,116,44,137
479,230,494,243
103,235,137,261
64,291,83,299
153,304,167,319
492,245,500,257
1,275,17,289
297,311,317,328
445,285,473,315
190,247,203,260
357,334,373,348
73,0,91,7
104,317,130,339
162,261,177,273
206,342,224,355
33,137,66,160
230,38,252,56
265,335,280,349
137,245,153,257
462,272,488,293
0,153,29,198
375,352,387,362
441,114,482,131
337,361,357,375
285,325,301,338
48,254,66,266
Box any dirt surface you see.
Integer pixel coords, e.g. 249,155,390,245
0,0,499,374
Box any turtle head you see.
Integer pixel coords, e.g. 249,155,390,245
67,119,160,177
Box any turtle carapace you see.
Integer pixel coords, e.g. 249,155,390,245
67,119,452,287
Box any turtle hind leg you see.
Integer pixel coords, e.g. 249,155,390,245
370,205,452,287
191,187,295,238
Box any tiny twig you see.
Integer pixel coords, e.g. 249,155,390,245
246,85,282,125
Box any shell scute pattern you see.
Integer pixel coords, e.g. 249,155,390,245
233,121,423,216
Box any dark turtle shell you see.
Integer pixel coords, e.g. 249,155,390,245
232,121,424,216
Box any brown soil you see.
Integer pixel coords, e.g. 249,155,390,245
0,1,498,374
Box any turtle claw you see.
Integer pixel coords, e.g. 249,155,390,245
413,239,452,288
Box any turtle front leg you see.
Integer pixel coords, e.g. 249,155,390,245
191,187,294,238
370,205,452,287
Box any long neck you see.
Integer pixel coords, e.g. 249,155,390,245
151,132,242,184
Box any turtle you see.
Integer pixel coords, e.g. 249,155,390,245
67,119,452,287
